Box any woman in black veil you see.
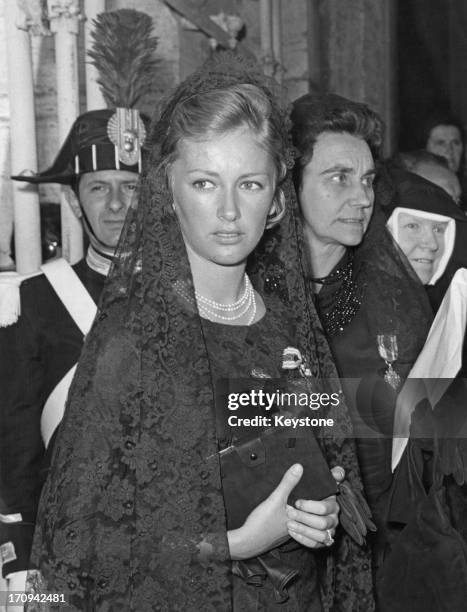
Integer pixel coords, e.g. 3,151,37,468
28,54,374,611
290,92,467,611
289,94,432,607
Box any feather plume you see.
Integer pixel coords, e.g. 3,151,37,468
88,9,159,108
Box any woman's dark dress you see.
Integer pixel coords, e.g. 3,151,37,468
202,306,323,611
315,247,431,511
313,235,433,607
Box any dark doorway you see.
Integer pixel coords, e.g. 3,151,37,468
397,0,467,152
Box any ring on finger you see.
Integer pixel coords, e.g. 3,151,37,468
324,529,334,547
333,466,345,481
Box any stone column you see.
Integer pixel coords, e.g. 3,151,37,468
4,0,42,273
47,0,84,264
0,2,14,270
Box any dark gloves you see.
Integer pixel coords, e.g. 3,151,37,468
337,480,376,545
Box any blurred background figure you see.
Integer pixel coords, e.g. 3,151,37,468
425,118,464,174
412,113,467,211
394,150,462,207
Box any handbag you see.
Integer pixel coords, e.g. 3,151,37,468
218,426,338,529
216,379,337,529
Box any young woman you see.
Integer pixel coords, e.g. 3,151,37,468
28,56,374,611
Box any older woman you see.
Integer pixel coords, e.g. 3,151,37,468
290,94,380,298
385,155,467,310
382,168,463,285
374,166,467,611
28,57,374,611
290,92,430,484
291,94,467,610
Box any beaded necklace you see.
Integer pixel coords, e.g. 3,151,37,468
311,252,363,336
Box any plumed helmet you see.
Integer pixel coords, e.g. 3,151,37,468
11,8,157,186
11,109,149,185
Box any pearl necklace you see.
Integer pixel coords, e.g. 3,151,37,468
174,275,257,325
195,274,251,311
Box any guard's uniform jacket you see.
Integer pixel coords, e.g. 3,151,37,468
0,259,104,577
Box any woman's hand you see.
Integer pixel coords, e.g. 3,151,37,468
227,464,345,559
286,465,344,549
228,463,304,560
